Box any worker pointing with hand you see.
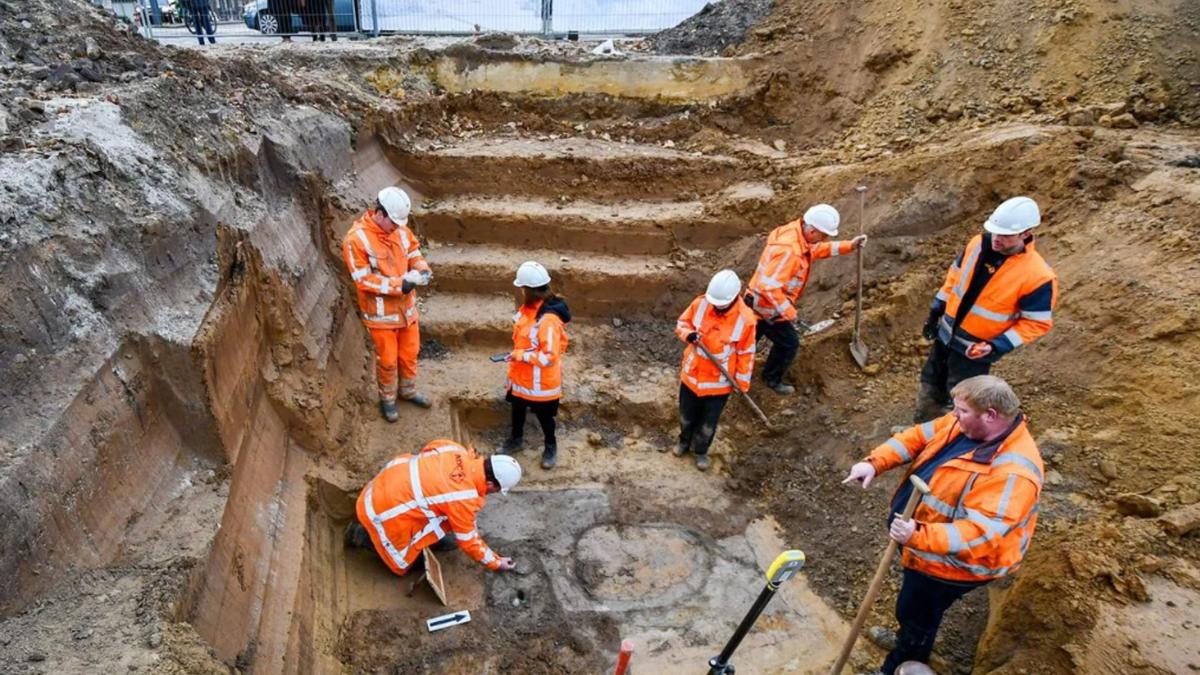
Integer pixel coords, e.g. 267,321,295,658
843,375,1044,674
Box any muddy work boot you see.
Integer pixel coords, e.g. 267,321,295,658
767,381,796,396
379,398,399,423
694,454,711,471
672,440,689,457
500,436,525,454
400,392,432,409
913,381,947,424
541,441,558,470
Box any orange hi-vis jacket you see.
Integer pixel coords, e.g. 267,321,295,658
355,440,504,576
747,219,857,321
865,413,1044,583
342,211,432,330
933,234,1057,358
675,295,757,396
507,300,569,402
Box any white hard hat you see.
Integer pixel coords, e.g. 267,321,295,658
984,196,1040,235
803,204,840,236
705,269,742,307
377,187,412,225
489,454,522,494
513,261,551,288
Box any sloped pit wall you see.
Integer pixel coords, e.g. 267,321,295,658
0,333,224,614
173,110,379,669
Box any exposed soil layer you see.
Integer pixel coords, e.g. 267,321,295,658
1,0,1199,673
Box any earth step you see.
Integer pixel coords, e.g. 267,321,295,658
392,136,740,200
419,292,515,348
424,244,678,316
414,180,777,254
415,196,699,255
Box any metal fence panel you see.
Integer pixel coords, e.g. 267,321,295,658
137,0,710,42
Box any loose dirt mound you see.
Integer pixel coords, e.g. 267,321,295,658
646,0,775,56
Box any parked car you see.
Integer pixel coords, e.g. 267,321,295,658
243,0,357,33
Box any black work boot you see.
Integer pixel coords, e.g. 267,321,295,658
500,436,524,454
344,521,372,548
380,399,399,423
913,382,947,424
767,381,796,396
541,441,557,470
694,454,711,471
672,440,689,457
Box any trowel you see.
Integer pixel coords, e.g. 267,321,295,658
849,185,870,369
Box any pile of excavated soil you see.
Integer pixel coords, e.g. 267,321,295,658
645,0,774,56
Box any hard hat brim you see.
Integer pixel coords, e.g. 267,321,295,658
705,291,737,306
983,219,1033,235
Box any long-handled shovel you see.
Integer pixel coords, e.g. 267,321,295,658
849,185,870,369
828,475,932,675
695,340,777,434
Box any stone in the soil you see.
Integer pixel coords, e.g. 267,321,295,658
1115,493,1164,518
1158,502,1200,536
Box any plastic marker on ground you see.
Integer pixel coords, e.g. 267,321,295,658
426,610,471,632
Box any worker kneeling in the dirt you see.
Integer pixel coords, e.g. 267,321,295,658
843,375,1044,674
342,186,434,422
345,440,521,575
915,196,1057,423
669,269,757,471
745,204,866,396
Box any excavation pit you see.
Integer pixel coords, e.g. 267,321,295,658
307,398,854,667
314,420,848,673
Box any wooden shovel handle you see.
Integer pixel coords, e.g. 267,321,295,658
695,340,773,429
828,475,931,675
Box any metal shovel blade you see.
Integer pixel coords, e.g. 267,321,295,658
849,335,869,368
801,318,835,336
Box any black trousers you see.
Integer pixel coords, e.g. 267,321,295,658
678,383,729,456
758,319,801,386
507,391,559,445
882,568,985,674
919,339,992,405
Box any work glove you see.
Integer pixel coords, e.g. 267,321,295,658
922,308,942,341
497,557,516,571
841,461,876,488
686,332,700,344
889,515,916,545
402,269,431,286
965,341,993,360
851,234,868,250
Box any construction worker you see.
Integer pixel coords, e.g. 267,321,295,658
342,187,433,421
500,261,572,470
670,270,757,471
344,440,522,575
915,196,1057,422
842,375,1043,674
746,204,867,395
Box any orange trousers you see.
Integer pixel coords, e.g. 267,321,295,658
368,323,420,401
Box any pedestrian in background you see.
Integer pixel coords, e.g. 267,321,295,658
184,0,216,45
